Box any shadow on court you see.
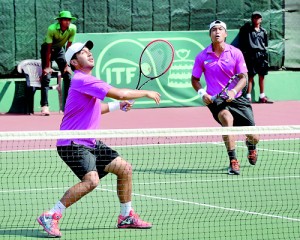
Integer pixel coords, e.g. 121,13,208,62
0,228,46,239
0,227,118,239
135,167,227,175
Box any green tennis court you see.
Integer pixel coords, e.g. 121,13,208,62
0,129,299,240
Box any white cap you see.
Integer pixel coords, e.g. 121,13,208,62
65,40,94,65
209,20,227,31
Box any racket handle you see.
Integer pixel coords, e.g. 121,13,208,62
211,95,217,102
121,100,135,111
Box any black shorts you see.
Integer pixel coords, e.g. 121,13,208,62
57,141,119,180
245,51,269,76
207,96,256,126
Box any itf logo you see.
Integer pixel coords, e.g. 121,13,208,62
95,37,205,105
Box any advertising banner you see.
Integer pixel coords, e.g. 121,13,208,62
75,30,237,108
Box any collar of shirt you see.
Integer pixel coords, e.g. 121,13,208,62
206,43,229,54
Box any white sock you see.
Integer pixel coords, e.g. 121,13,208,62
260,93,265,98
120,202,132,217
246,93,251,99
49,201,66,215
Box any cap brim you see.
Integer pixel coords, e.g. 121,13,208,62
55,17,77,20
84,40,94,50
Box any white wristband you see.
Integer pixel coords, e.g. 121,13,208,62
231,89,237,95
108,102,120,112
197,89,207,98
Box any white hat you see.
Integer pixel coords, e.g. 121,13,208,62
65,40,94,65
209,20,227,31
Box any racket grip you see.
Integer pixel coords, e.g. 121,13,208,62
121,100,134,111
211,95,217,102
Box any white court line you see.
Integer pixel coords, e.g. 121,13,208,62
1,175,300,193
103,175,300,186
1,175,299,223
96,187,300,222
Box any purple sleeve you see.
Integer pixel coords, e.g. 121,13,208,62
79,75,112,100
192,53,203,78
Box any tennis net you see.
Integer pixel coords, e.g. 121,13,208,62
0,126,300,240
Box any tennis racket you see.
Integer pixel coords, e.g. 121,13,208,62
122,39,174,110
211,74,245,102
135,39,174,90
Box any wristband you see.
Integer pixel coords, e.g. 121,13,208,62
108,102,120,112
197,89,207,98
231,89,237,95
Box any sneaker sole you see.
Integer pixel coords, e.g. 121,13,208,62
117,225,152,229
228,168,240,175
248,160,257,165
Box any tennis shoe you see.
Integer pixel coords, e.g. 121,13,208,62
117,210,152,229
248,150,258,165
228,159,240,175
258,96,273,104
37,211,62,237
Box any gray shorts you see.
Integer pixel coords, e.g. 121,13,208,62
207,96,256,126
57,140,119,180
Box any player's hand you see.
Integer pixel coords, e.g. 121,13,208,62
203,94,213,105
226,90,236,102
43,67,53,76
120,100,134,112
146,91,161,104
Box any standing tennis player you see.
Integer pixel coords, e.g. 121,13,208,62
40,10,77,115
191,20,259,175
37,40,160,237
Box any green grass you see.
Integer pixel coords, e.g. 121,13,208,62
0,138,299,239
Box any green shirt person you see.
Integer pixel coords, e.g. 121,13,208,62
40,10,77,116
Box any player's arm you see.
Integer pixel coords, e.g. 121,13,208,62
191,75,212,105
106,87,160,104
226,73,248,100
100,101,133,114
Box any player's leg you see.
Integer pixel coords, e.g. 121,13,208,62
93,140,151,229
37,144,99,237
37,171,99,237
218,109,240,175
104,157,152,228
245,134,259,165
230,97,260,165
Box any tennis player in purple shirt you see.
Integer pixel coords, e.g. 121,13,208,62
37,40,160,237
191,20,259,176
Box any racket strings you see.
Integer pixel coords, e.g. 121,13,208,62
140,41,174,78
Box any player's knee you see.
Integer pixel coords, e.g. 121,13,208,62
83,171,99,190
219,111,233,126
118,161,133,178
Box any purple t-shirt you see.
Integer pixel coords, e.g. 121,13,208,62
192,43,248,97
57,70,112,147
